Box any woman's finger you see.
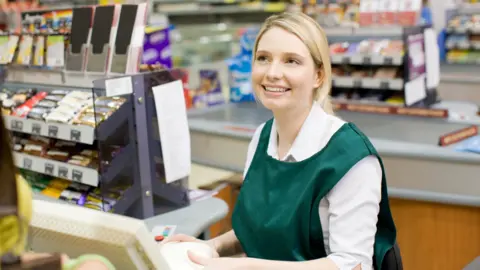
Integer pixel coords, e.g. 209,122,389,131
164,234,197,243
187,250,210,266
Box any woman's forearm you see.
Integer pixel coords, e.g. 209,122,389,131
207,230,244,257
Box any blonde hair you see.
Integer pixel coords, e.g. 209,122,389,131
253,12,334,114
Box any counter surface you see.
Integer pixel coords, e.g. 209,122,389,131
188,102,480,162
188,103,480,207
441,64,480,84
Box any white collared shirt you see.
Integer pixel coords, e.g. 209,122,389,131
243,103,382,270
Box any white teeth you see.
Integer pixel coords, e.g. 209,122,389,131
265,87,287,92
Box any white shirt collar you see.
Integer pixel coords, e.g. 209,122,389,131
268,103,329,161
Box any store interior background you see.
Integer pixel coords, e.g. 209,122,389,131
0,0,479,269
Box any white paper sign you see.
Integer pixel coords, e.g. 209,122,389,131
152,80,191,183
105,76,133,97
405,74,426,106
424,28,440,89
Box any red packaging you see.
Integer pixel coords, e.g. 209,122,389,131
171,69,192,109
397,0,422,26
12,91,48,117
378,1,398,25
359,1,375,26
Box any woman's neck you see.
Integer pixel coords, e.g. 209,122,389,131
273,104,312,159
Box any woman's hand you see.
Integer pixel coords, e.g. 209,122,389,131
187,251,248,270
22,252,70,264
164,234,219,258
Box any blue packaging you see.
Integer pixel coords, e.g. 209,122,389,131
454,136,480,154
227,27,259,103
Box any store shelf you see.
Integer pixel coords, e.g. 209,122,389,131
4,99,130,144
331,54,403,66
353,26,404,37
323,26,405,39
13,141,133,188
446,26,480,35
5,115,95,144
4,68,111,89
446,40,480,50
153,0,249,4
155,2,286,15
13,152,99,187
323,27,354,37
332,77,404,91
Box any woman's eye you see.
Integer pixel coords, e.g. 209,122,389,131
286,58,299,65
256,56,268,62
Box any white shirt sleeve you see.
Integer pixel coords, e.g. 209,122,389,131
243,123,264,180
326,155,382,270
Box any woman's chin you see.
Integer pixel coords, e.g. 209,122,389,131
260,98,290,111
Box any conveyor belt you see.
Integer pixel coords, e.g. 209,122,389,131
189,102,470,145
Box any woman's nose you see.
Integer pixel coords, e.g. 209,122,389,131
266,62,283,81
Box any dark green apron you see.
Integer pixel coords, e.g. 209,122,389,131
232,120,396,269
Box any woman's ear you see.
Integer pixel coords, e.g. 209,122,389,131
314,68,324,89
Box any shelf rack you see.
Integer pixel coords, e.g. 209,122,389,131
150,0,288,25
328,25,438,108
1,68,190,220
444,3,480,64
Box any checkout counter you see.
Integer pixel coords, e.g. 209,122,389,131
188,102,480,270
439,64,480,104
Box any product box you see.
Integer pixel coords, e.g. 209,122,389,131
378,0,399,25
191,70,224,109
227,27,258,103
397,0,422,26
142,26,172,69
359,0,376,26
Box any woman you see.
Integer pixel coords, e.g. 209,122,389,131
0,109,114,269
168,11,396,270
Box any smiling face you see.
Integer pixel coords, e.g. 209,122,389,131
252,26,322,113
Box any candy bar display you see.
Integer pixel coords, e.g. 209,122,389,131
330,39,404,57
332,66,403,80
12,134,100,169
18,170,128,212
1,88,126,127
12,132,127,166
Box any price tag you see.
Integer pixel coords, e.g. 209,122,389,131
10,119,23,131
70,129,81,142
105,77,133,97
363,56,371,64
353,79,362,88
48,125,59,137
44,163,55,175
384,56,393,65
380,80,390,89
23,157,32,169
72,169,83,183
31,123,42,135
58,166,69,178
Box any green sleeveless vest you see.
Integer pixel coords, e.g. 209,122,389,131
232,120,396,269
